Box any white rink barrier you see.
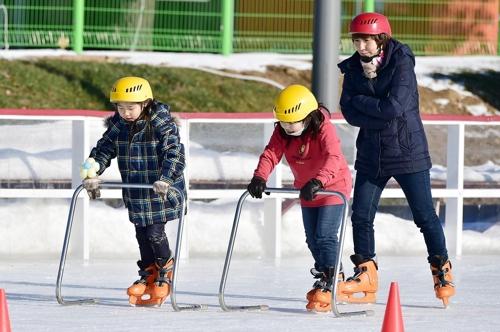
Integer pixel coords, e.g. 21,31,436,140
1,109,500,259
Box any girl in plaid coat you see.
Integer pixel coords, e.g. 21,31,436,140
82,76,186,306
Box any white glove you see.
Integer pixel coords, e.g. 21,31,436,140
82,178,101,199
153,181,170,200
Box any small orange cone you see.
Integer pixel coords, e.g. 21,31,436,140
0,289,12,332
381,282,404,332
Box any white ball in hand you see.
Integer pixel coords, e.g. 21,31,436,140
80,168,88,179
86,168,97,179
80,158,99,179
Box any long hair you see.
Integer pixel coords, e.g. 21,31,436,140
141,99,180,141
141,99,155,141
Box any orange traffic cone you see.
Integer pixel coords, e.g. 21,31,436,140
0,289,12,332
381,282,404,332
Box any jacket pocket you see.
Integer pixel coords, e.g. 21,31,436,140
397,118,410,153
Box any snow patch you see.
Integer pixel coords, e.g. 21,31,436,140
433,98,450,106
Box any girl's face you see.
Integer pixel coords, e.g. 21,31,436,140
353,36,379,58
279,120,306,136
116,102,143,122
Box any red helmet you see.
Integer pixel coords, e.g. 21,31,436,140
349,12,392,37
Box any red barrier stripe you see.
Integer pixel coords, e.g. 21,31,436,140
0,109,113,117
1,108,500,122
420,114,500,122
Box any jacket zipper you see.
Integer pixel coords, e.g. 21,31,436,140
365,77,381,176
128,123,134,183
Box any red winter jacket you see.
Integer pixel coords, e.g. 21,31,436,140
253,112,352,207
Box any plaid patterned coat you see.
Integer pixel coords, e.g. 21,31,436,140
90,101,186,227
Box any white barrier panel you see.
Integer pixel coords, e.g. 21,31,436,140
1,110,500,259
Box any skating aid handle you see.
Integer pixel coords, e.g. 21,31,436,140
56,181,206,311
218,187,373,317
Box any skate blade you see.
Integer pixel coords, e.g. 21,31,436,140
307,309,331,314
441,297,450,308
436,287,454,308
130,299,164,307
128,293,167,307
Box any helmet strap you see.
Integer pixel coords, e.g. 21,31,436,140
360,46,383,63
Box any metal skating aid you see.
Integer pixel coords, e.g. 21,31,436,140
56,181,207,311
218,187,373,317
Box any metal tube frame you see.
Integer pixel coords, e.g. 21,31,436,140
56,181,206,311
218,187,373,317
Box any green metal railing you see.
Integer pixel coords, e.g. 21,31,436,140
3,0,73,49
0,0,498,55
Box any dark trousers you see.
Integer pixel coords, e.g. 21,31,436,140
302,204,344,273
135,223,171,266
351,170,448,263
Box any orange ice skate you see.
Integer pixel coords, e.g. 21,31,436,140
127,258,174,307
306,268,348,312
127,261,158,306
306,288,332,312
430,255,455,308
339,254,378,304
147,258,174,306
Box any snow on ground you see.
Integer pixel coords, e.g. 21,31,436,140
2,119,500,183
1,49,499,98
2,197,500,259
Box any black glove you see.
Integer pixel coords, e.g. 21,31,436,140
300,178,323,201
247,176,266,199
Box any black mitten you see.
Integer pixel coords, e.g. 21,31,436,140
300,178,323,201
247,176,266,199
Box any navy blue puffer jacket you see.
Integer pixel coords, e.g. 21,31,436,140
338,38,431,178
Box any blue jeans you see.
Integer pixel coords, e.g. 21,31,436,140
302,204,344,273
351,170,448,263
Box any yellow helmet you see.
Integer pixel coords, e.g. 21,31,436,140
273,84,318,122
109,76,153,103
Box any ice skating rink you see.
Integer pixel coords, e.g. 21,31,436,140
1,255,499,332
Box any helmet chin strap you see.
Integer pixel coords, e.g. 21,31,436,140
360,47,383,63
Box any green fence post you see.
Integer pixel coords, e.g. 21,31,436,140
72,0,84,54
363,0,375,12
221,0,234,55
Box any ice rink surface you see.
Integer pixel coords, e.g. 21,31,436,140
1,255,499,332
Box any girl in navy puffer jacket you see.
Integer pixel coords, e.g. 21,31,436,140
337,12,455,307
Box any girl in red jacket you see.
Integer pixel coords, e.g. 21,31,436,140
247,84,352,312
